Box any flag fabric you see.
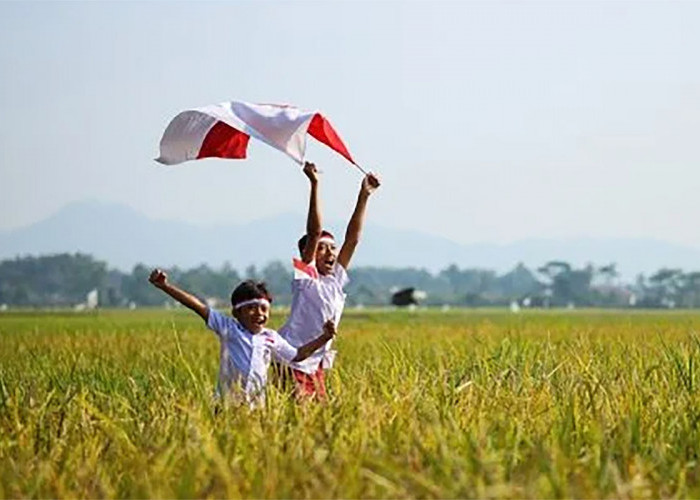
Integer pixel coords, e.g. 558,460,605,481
156,101,356,166
293,258,319,281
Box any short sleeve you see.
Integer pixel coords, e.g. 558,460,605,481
333,263,350,288
269,331,298,363
206,308,228,337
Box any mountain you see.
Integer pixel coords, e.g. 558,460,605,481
2,200,700,280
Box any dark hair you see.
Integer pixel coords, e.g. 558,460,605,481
297,230,335,255
230,280,272,308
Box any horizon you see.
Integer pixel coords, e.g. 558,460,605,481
3,198,700,281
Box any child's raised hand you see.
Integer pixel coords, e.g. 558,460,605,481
303,161,319,184
322,320,337,339
361,172,381,196
149,268,168,289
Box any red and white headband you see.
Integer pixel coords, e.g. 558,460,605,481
234,298,270,310
318,236,335,245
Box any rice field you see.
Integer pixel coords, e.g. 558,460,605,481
2,308,700,498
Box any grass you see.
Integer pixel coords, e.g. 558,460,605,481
1,308,700,498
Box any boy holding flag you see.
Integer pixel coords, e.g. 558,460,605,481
277,162,380,399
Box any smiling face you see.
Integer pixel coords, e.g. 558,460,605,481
232,301,270,334
315,240,337,276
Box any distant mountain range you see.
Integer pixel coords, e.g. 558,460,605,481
2,200,700,280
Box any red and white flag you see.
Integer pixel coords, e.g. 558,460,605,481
156,101,356,166
293,258,319,281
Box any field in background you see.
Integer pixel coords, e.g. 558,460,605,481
2,309,700,498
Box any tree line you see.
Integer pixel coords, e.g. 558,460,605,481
1,253,699,309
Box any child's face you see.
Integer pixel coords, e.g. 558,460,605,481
315,241,337,276
233,302,270,334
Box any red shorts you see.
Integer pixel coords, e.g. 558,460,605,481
271,362,327,400
292,366,327,399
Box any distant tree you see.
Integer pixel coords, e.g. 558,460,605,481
178,264,241,300
261,261,293,304
497,263,541,300
537,261,595,306
648,268,684,308
537,261,571,282
680,271,700,308
244,265,259,281
121,264,165,306
598,263,619,287
347,266,443,305
438,265,498,305
352,285,378,306
0,253,107,306
440,264,462,297
7,252,700,310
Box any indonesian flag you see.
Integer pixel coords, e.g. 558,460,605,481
293,258,319,280
156,101,356,166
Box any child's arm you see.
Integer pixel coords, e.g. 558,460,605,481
148,268,209,322
292,320,336,362
301,161,322,264
337,173,381,270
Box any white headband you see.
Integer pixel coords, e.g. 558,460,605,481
234,298,270,310
318,236,335,245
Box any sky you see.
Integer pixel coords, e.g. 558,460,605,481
1,1,699,248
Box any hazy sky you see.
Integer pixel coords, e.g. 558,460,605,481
1,1,699,247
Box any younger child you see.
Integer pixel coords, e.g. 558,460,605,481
148,268,336,403
277,161,380,398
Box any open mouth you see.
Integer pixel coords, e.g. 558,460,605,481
316,255,336,275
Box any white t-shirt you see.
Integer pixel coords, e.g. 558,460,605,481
279,259,349,374
206,308,297,401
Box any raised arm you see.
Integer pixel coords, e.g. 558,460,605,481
301,162,323,263
337,173,381,270
293,320,336,362
148,268,209,322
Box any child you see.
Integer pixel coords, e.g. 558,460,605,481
277,161,380,398
148,268,336,404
